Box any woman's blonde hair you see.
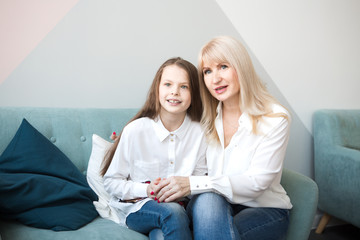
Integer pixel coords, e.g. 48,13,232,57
100,57,202,176
198,36,287,142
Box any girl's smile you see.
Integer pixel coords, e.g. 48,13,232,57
159,65,191,118
167,99,182,105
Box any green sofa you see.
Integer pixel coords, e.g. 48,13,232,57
313,109,360,232
0,107,318,240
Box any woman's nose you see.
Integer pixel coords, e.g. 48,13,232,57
213,70,222,84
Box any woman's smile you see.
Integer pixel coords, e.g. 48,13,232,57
214,85,228,94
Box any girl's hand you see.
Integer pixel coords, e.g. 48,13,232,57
146,177,161,199
154,176,190,203
110,132,118,140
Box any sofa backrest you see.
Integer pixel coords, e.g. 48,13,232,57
313,109,360,151
0,107,138,173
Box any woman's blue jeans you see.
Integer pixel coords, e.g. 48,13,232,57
186,192,290,240
126,200,191,240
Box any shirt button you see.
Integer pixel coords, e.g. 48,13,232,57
170,161,174,164
196,185,199,188
170,139,174,142
170,133,174,136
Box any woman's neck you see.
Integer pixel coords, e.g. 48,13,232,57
222,96,241,116
222,102,242,126
159,111,186,132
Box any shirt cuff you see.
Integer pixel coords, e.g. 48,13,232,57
132,182,148,198
189,175,211,195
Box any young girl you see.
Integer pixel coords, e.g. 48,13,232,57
153,36,292,240
101,57,207,240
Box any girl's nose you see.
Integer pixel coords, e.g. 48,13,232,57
171,87,179,95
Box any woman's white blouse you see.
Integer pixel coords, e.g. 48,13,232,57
190,103,293,209
104,115,207,226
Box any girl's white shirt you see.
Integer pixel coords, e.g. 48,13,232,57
190,102,293,209
103,115,207,226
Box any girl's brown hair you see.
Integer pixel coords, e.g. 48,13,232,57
100,57,202,176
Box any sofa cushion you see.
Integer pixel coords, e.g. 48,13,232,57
86,134,121,223
0,217,149,240
0,119,99,231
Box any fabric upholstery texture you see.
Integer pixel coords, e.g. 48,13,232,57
0,119,99,231
0,107,318,240
281,169,318,240
0,218,148,240
314,109,360,228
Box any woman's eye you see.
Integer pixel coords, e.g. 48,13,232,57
221,65,228,70
181,85,188,89
165,83,171,87
203,69,211,75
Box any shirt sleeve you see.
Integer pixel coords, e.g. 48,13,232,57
189,175,233,199
103,127,148,200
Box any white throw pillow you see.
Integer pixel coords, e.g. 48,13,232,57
87,134,120,224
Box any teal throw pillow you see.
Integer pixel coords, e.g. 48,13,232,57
0,119,99,231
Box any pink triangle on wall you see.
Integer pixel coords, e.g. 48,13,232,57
0,0,80,84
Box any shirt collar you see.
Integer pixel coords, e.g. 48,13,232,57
152,115,191,142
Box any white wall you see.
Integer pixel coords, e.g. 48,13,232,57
0,0,237,108
216,0,360,132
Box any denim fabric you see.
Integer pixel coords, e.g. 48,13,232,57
149,229,164,240
187,192,290,240
126,200,191,240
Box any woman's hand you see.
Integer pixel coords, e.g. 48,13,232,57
153,176,190,203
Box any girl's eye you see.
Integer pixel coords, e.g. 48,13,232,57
181,85,188,89
203,69,211,75
165,83,171,87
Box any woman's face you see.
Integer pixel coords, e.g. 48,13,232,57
158,65,191,118
202,60,240,105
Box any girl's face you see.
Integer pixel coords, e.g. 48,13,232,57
158,65,191,118
202,60,240,105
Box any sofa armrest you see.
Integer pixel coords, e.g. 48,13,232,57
314,146,360,217
315,146,360,189
281,168,318,240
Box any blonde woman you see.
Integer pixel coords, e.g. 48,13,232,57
154,36,292,240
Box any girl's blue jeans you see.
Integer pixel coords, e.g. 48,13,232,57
186,192,290,240
126,200,191,240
